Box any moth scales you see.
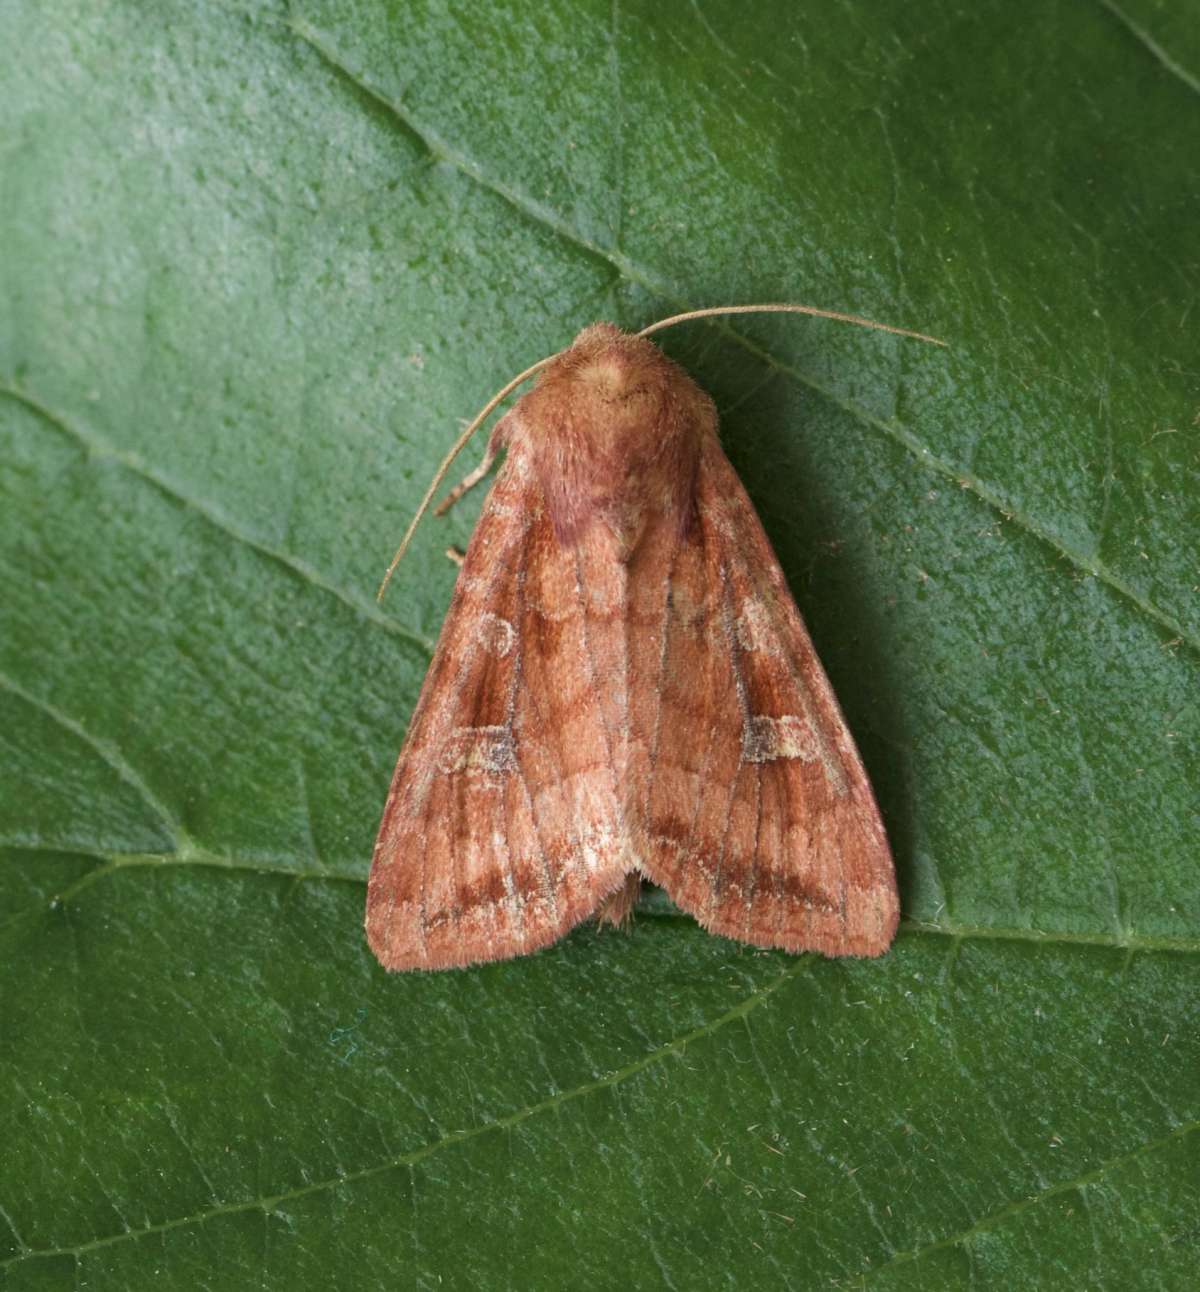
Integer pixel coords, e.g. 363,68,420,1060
368,305,943,970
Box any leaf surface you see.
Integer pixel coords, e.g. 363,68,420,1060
2,2,1197,1288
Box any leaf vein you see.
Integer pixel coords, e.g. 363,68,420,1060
0,384,434,658
1,958,805,1269
1096,0,1200,96
863,1120,1200,1280
0,669,177,847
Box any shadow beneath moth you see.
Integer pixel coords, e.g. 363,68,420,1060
368,305,944,971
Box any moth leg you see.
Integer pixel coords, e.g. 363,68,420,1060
445,545,466,567
595,873,642,929
435,439,501,517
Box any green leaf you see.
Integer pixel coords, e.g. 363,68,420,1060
2,1,1196,1288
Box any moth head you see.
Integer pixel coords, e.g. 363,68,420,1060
540,322,687,429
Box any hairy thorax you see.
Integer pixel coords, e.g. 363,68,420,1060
509,323,717,555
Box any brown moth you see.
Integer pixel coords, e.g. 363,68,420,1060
367,306,943,971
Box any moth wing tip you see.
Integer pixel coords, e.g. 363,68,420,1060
832,877,901,958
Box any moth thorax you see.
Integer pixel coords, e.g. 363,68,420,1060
521,327,713,545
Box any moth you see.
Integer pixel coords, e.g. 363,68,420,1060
367,305,943,971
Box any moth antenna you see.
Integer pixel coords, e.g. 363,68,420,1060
379,304,943,601
638,303,946,347
377,352,557,601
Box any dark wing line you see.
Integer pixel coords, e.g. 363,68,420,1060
735,574,770,945
516,528,590,918
481,555,532,959
645,517,723,896
368,447,535,968
747,744,768,945
576,536,631,790
510,507,631,937
426,507,532,960
706,569,752,927
573,540,627,780
719,525,846,948
642,527,680,828
508,557,561,935
571,543,617,901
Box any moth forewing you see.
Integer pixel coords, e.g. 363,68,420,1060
635,436,898,957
